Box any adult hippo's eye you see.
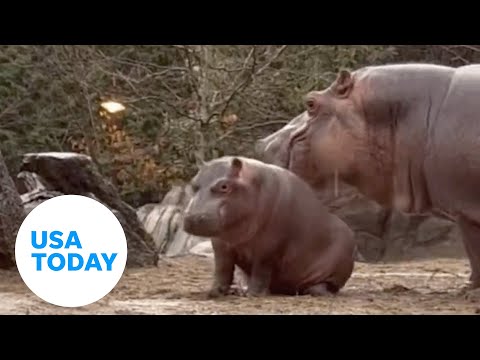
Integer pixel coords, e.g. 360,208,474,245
306,100,315,111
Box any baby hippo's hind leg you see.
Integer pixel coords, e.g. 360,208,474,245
303,282,338,297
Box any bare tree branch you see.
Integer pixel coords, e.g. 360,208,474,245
439,45,469,64
216,120,288,142
216,46,258,121
458,45,480,53
255,45,288,76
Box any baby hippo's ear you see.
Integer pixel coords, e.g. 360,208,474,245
230,157,243,177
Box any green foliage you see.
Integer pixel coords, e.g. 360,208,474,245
1,45,478,207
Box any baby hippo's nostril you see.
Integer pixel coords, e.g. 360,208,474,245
183,212,219,237
183,214,200,232
183,215,193,231
184,213,208,232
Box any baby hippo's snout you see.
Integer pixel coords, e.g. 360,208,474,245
183,212,220,237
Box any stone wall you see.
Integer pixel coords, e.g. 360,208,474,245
139,181,465,263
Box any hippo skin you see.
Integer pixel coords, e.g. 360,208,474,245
256,63,480,289
182,156,355,297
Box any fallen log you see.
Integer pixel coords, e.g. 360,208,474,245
18,152,157,267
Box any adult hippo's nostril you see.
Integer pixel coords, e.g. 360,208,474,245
254,139,267,158
255,138,280,163
254,136,290,167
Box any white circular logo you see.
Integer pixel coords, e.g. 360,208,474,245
15,195,128,308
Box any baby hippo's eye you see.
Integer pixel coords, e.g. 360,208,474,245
212,180,232,194
220,183,230,192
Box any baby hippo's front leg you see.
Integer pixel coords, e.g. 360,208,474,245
208,240,235,298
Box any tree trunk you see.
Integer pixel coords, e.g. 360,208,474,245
0,150,25,269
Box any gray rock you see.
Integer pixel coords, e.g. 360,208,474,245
416,216,456,244
188,241,213,258
317,181,462,262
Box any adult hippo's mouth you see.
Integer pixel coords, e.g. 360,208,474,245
284,121,310,171
255,112,311,168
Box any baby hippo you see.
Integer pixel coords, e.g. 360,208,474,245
183,156,355,297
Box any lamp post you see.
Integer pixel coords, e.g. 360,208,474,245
99,100,126,133
100,101,126,114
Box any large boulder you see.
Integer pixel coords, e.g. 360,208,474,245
318,182,461,262
137,178,462,264
137,185,206,257
16,152,157,268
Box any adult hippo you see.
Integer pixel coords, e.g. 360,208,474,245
255,63,480,289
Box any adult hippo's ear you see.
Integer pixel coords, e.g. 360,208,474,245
332,69,354,98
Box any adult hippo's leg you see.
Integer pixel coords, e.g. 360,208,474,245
426,188,480,289
423,66,480,290
426,174,480,289
457,216,480,288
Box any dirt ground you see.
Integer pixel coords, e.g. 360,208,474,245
0,253,479,315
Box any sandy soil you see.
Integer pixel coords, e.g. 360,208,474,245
0,254,479,315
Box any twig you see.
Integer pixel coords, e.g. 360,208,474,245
218,45,289,120
254,45,288,76
212,47,257,115
216,120,288,142
458,45,480,53
439,45,469,64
